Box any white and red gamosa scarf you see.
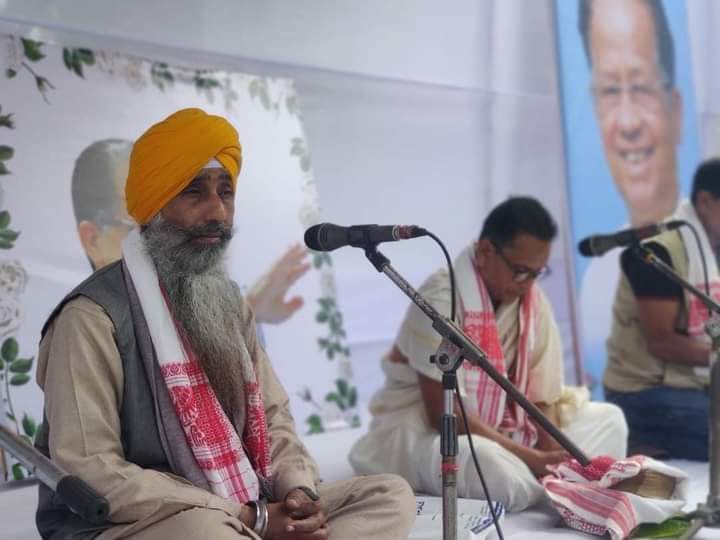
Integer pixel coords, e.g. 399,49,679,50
123,228,271,503
542,456,687,539
454,244,540,447
674,200,720,345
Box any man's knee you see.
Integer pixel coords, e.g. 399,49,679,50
362,474,416,529
601,402,629,440
578,401,629,458
458,437,542,512
475,469,544,513
599,402,629,457
367,474,415,506
124,507,253,539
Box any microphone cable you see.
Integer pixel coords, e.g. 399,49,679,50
425,231,457,322
456,384,505,540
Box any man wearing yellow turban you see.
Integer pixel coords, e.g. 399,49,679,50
125,108,243,226
72,134,311,324
35,108,416,539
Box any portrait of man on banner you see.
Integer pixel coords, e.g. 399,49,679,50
554,0,701,396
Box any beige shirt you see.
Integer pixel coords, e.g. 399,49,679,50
605,230,709,392
37,295,319,528
368,268,565,422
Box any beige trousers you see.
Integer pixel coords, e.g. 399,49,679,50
100,474,415,540
351,401,629,513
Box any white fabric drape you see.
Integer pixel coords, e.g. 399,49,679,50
9,0,720,410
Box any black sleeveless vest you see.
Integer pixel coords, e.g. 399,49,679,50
35,261,170,539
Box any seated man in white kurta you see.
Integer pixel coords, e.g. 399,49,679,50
349,196,628,512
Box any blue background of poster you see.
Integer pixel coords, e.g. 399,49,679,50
554,0,700,396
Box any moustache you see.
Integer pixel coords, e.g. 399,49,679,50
184,222,234,242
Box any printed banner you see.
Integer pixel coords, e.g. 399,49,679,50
554,0,700,397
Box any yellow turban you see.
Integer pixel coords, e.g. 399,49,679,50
125,108,242,225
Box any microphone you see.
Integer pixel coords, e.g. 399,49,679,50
578,220,685,257
304,223,428,252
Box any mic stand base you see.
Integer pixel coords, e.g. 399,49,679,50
680,506,720,540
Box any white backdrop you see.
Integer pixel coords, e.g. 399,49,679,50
0,0,599,423
2,0,720,420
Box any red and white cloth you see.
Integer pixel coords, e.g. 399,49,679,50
122,229,271,503
542,456,687,539
455,245,540,447
673,200,720,341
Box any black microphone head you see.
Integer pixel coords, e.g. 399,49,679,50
304,224,324,251
578,237,594,257
578,234,615,257
304,223,347,252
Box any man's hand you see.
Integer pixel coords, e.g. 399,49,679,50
284,488,322,521
263,489,328,539
536,434,564,452
247,244,311,325
523,447,569,478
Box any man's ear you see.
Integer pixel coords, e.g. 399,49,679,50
696,191,712,212
475,238,494,261
77,221,101,264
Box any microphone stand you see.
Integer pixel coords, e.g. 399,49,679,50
0,424,110,524
629,246,720,539
363,246,590,540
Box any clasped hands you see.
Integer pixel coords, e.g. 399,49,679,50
263,488,328,540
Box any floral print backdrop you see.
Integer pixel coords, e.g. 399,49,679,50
0,35,359,481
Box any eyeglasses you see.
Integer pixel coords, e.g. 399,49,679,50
591,78,670,113
491,240,550,283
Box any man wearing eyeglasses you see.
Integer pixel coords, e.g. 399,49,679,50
349,197,627,512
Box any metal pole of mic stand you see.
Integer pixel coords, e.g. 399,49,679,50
430,353,465,540
363,246,590,540
442,370,459,540
630,246,720,539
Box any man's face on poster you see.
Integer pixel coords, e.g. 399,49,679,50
589,0,681,223
77,155,133,270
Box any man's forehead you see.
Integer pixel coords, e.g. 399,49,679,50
593,60,662,81
589,0,658,56
502,235,551,263
589,8,665,87
190,168,232,182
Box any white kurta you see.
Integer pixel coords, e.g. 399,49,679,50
349,268,628,512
